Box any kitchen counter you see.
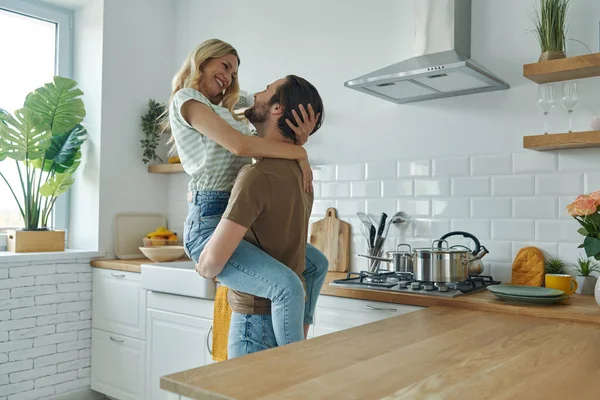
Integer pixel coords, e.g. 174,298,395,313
90,261,600,326
161,305,600,400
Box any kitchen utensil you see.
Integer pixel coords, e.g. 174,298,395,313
438,231,488,276
489,292,569,305
545,274,578,295
487,285,564,298
139,246,186,262
413,240,488,283
357,212,374,231
359,224,371,249
511,247,545,286
310,208,350,272
369,225,376,249
373,213,388,251
383,212,406,239
359,243,414,274
359,248,385,273
114,212,167,259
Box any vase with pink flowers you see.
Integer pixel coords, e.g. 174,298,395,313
567,191,600,305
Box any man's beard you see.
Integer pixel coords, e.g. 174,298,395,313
244,102,270,124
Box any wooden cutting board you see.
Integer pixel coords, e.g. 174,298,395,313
309,208,350,272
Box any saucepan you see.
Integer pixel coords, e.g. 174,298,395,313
413,239,488,283
358,244,413,274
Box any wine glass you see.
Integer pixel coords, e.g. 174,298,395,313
537,84,555,134
561,81,579,133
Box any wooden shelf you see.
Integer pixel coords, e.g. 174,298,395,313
523,53,600,84
147,163,184,174
523,130,600,151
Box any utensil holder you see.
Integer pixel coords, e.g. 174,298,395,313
367,248,384,273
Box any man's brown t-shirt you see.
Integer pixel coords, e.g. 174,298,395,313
222,158,313,314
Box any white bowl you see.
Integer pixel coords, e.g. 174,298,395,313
592,117,600,131
139,246,186,262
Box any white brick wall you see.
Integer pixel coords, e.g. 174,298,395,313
0,258,93,399
166,150,598,279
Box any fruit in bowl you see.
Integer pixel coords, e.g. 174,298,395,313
139,246,186,262
144,226,179,247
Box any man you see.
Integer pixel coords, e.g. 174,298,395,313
195,75,325,358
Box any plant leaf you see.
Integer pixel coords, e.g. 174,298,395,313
24,76,85,135
578,243,585,248
44,124,87,172
584,236,600,258
0,108,51,161
40,172,74,198
577,227,589,236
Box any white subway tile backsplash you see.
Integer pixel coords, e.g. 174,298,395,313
535,220,583,243
382,179,413,198
491,176,535,196
313,164,336,181
482,241,512,263
322,182,350,199
512,242,558,260
351,181,380,198
513,197,557,219
413,219,451,238
585,172,600,192
451,177,490,197
398,199,431,217
558,196,575,219
512,152,557,174
432,199,469,218
312,200,335,216
471,198,511,218
414,179,450,197
558,242,585,265
312,183,321,199
365,199,398,217
335,200,365,216
366,161,397,180
450,219,491,240
536,173,584,196
471,154,512,176
432,157,469,177
336,163,365,181
398,160,430,177
559,149,600,172
492,220,534,241
489,262,513,284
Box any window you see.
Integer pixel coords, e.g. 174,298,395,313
0,0,72,231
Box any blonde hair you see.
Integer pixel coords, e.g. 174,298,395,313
160,39,242,138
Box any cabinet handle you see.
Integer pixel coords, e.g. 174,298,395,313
364,305,398,312
207,326,213,355
111,273,126,278
110,336,124,343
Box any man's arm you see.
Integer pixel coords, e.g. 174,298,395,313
195,219,248,279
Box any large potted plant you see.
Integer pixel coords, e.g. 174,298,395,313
0,76,86,252
531,0,570,62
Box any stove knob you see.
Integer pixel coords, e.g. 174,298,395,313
410,282,421,290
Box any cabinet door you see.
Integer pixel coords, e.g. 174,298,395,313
92,268,146,339
91,329,145,400
146,309,213,400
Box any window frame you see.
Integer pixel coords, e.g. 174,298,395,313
0,0,73,234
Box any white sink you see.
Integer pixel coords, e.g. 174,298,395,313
141,261,216,300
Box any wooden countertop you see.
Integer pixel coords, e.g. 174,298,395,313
90,257,189,273
161,306,600,400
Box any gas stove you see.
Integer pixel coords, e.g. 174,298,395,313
330,271,501,298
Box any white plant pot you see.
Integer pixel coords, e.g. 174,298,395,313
575,275,597,295
596,277,600,306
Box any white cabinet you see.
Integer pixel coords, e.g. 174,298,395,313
92,268,146,340
146,292,215,400
312,296,423,337
91,329,145,400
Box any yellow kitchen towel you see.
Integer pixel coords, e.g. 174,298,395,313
212,286,232,362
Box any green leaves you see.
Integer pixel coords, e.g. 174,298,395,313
24,76,85,135
577,227,589,236
583,236,600,259
35,124,87,173
40,172,74,198
0,108,51,161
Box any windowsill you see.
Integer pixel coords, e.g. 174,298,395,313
0,249,106,265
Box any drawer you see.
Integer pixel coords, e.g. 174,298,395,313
92,268,146,339
91,329,145,400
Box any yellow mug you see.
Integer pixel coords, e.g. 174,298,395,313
545,274,578,295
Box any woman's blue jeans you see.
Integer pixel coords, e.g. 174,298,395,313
183,191,328,349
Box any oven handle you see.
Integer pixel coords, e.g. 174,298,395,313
364,304,398,312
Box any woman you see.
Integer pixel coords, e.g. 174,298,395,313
162,39,328,350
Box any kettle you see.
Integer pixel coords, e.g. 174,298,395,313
438,231,489,276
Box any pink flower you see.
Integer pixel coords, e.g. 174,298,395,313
589,191,600,206
567,196,598,216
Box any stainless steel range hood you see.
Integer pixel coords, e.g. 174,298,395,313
344,0,509,104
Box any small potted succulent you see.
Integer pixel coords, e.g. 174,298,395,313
573,256,599,295
545,258,567,274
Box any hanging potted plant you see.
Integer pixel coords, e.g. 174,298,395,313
531,0,570,62
0,76,86,252
573,256,599,295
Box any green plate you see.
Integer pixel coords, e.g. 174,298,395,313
487,284,564,298
490,292,569,305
